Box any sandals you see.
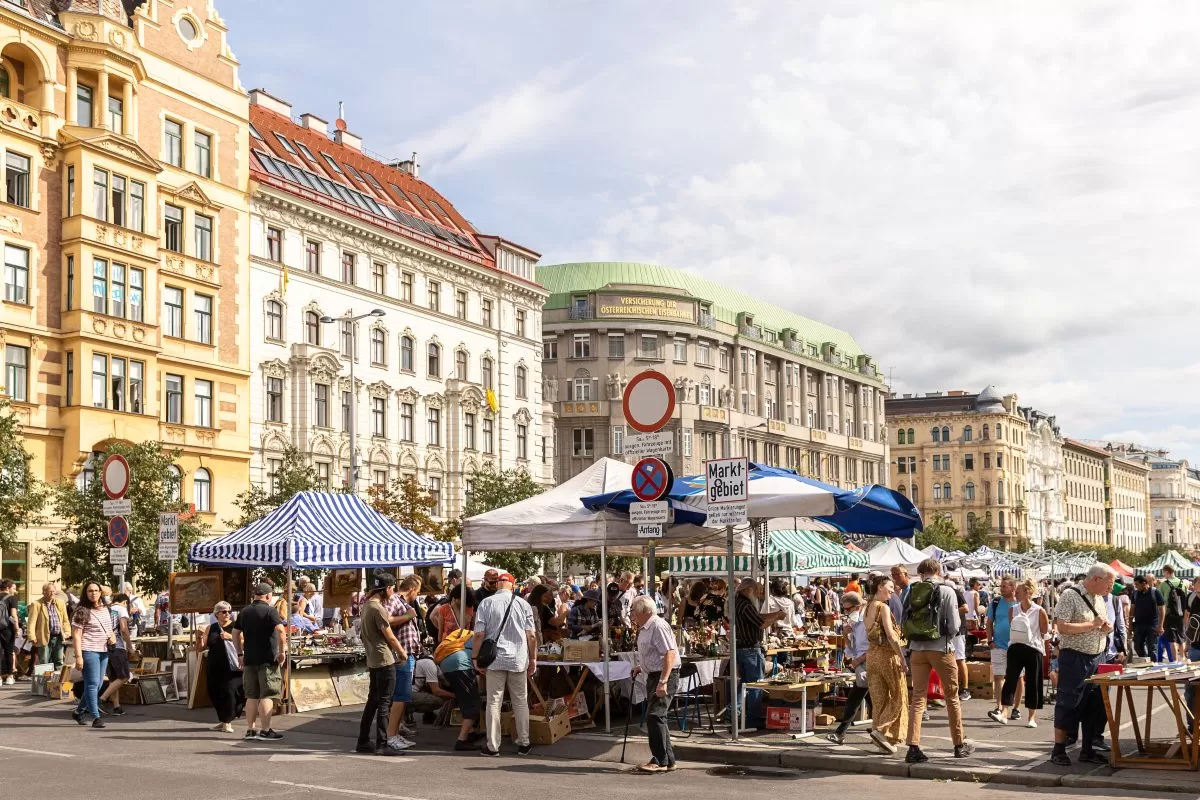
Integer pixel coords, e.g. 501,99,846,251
635,762,664,773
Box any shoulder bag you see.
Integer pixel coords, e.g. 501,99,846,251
475,594,517,669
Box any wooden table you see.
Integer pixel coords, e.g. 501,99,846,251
1089,671,1200,770
530,659,634,729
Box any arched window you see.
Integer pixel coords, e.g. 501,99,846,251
371,328,386,365
427,343,440,377
304,311,321,346
481,357,494,391
0,68,9,100
986,510,993,527
931,427,941,443
943,482,951,500
933,484,942,500
996,423,1003,440
910,484,919,503
963,425,973,442
906,428,914,443
193,467,211,512
964,481,975,501
265,300,283,340
897,429,906,445
998,510,1006,532
167,465,182,502
997,479,1005,504
400,336,414,371
515,365,527,398
897,485,906,497
967,511,976,528
941,426,950,441
982,424,990,440
455,350,468,380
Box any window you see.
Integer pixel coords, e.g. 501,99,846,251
698,381,711,406
515,309,527,337
194,294,213,344
573,376,592,401
428,476,442,516
697,340,711,365
367,261,384,295
194,379,212,426
931,427,940,443
371,397,386,437
481,357,493,391
76,84,93,127
608,334,625,359
517,424,528,459
984,453,992,469
455,289,467,319
304,311,321,345
5,151,29,208
897,429,906,445
941,425,950,441
427,343,440,377
92,168,108,219
674,338,687,362
427,407,441,446
942,482,951,500
340,320,354,357
66,165,75,217
65,351,74,405
682,428,693,457
996,453,1004,469
572,334,590,359
964,425,972,442
515,365,527,398
321,153,341,173
194,214,213,260
193,468,211,512
543,340,558,361
401,402,414,441
341,252,356,284
996,423,1003,440
4,345,27,401
129,268,143,322
400,336,414,371
455,350,468,381
480,298,493,327
162,286,183,336
194,131,212,178
110,262,125,318
464,412,477,450
572,428,593,457
983,424,990,440
316,462,330,490
266,376,283,422
612,426,624,455
369,328,386,365
482,418,494,454
427,280,440,311
163,119,182,167
400,271,413,302
341,391,351,431
639,334,658,358
305,240,321,273
906,427,914,442
720,347,731,372
266,226,282,262
165,374,182,422
164,204,183,252
314,383,329,427
998,479,1005,504
933,484,942,500
3,245,28,304
964,453,974,471
265,300,283,340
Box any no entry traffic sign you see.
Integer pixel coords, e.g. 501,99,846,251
107,515,130,549
101,454,130,500
632,457,673,502
622,371,675,433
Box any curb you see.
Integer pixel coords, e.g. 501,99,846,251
1061,773,1200,795
781,750,910,777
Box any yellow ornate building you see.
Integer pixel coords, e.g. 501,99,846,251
0,0,249,601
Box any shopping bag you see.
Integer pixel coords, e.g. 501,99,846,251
927,669,945,700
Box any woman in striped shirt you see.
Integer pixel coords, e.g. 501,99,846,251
71,582,115,728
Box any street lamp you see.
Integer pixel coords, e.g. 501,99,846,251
320,308,386,493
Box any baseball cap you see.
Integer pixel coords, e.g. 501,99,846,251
253,581,275,596
369,573,396,594
498,572,516,583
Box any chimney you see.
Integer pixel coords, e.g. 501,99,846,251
390,152,420,178
248,89,292,117
300,113,328,133
334,128,362,151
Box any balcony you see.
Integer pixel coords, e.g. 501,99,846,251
568,304,595,320
739,326,761,340
698,312,716,329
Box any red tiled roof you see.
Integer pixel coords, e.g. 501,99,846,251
249,103,498,270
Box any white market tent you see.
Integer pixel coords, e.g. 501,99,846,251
867,538,928,572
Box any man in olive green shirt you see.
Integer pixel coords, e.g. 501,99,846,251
357,574,407,756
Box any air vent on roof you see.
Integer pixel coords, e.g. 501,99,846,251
389,152,420,178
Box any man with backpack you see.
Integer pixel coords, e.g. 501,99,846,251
1130,575,1165,660
1159,565,1187,661
901,558,976,763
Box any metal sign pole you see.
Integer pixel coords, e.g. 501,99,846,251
727,525,739,742
166,558,176,656
600,545,611,733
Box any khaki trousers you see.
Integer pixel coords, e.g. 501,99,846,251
485,669,529,751
907,649,965,746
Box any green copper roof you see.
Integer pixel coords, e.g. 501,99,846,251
537,262,868,357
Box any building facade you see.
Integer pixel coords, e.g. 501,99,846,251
1106,447,1200,550
0,0,250,601
1062,439,1108,547
885,387,1030,549
1021,408,1065,549
1107,453,1150,552
245,90,549,521
537,263,889,486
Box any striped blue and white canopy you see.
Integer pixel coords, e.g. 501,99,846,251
188,491,453,569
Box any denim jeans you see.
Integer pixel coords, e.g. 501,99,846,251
77,650,109,720
1187,646,1200,714
736,647,766,728
358,665,396,750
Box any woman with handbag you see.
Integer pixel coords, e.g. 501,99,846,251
204,601,244,733
70,582,115,728
991,578,1048,728
435,589,484,750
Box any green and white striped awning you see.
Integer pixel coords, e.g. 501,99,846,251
1140,549,1196,578
668,530,868,577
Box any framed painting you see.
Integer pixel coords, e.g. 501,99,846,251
172,661,189,699
324,569,361,609
169,571,223,614
139,657,161,675
140,677,166,704
413,565,444,593
220,568,250,608
159,674,179,702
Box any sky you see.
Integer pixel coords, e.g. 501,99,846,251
222,1,1200,463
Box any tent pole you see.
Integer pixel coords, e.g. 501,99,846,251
727,525,739,742
763,523,771,614
600,545,611,733
285,566,293,712
648,542,656,601
461,549,468,613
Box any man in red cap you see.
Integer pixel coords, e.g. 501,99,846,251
472,572,537,756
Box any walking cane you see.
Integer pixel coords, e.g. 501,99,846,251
621,689,635,764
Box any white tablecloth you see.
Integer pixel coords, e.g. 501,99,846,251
536,659,634,681
611,652,722,704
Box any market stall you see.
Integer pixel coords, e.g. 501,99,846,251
188,491,453,712
1142,550,1198,579
1089,664,1200,770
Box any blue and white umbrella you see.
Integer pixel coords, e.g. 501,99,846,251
189,491,453,569
582,463,922,537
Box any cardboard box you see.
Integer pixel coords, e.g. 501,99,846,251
815,713,837,727
31,675,49,697
529,709,572,745
120,682,144,705
788,708,816,731
968,682,993,700
767,706,792,730
967,662,993,684
47,677,73,701
561,640,601,662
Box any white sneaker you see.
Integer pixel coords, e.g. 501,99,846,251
1026,719,1037,729
3,676,13,686
387,736,414,750
399,724,418,738
987,709,1007,725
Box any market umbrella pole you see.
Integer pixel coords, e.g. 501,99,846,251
461,549,468,614
601,545,611,733
284,566,293,712
727,525,739,742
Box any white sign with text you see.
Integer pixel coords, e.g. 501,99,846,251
629,501,669,524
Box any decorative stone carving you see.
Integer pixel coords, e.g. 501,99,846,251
95,225,107,243
164,426,186,442
131,236,144,254
424,393,444,409
195,429,216,445
164,255,185,273
396,387,420,404
40,142,58,167
368,381,391,398
108,29,127,48
112,322,126,339
543,376,559,401
0,216,21,235
195,263,215,281
606,374,623,400
262,359,287,379
512,407,532,425
73,21,97,40
92,317,107,334
461,397,481,413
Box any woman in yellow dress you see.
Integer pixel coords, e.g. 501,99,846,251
864,574,909,753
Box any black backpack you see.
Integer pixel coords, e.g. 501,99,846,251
1166,582,1186,620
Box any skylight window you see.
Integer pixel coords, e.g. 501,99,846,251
321,153,343,173
273,133,297,155
296,142,316,162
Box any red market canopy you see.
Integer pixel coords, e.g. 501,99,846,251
1110,559,1134,577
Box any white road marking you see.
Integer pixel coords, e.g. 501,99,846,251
271,780,425,800
0,744,74,758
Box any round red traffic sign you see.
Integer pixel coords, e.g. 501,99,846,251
101,454,130,500
632,457,674,502
621,371,676,433
107,515,130,548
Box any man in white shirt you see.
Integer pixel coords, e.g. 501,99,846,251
472,573,537,757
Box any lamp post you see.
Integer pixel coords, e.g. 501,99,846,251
320,308,385,493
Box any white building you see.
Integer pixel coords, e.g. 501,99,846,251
245,90,550,520
1022,408,1065,549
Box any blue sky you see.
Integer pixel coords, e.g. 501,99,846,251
222,1,1200,463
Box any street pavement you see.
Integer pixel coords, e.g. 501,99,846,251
2,682,1199,798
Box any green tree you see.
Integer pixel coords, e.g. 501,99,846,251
225,445,321,531
369,474,447,540
964,514,992,551
41,441,207,593
572,553,644,580
0,396,48,552
450,466,546,580
916,514,961,551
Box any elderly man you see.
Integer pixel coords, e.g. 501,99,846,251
26,582,70,670
734,578,786,729
472,572,537,757
617,572,638,626
631,595,679,773
567,589,602,639
1050,564,1115,766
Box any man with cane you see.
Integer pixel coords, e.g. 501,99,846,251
630,595,679,773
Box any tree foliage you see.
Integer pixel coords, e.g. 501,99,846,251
449,466,546,580
369,474,448,540
916,514,961,551
963,514,992,552
41,441,207,593
225,445,321,531
0,397,48,552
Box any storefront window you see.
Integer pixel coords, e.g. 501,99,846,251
2,543,29,603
